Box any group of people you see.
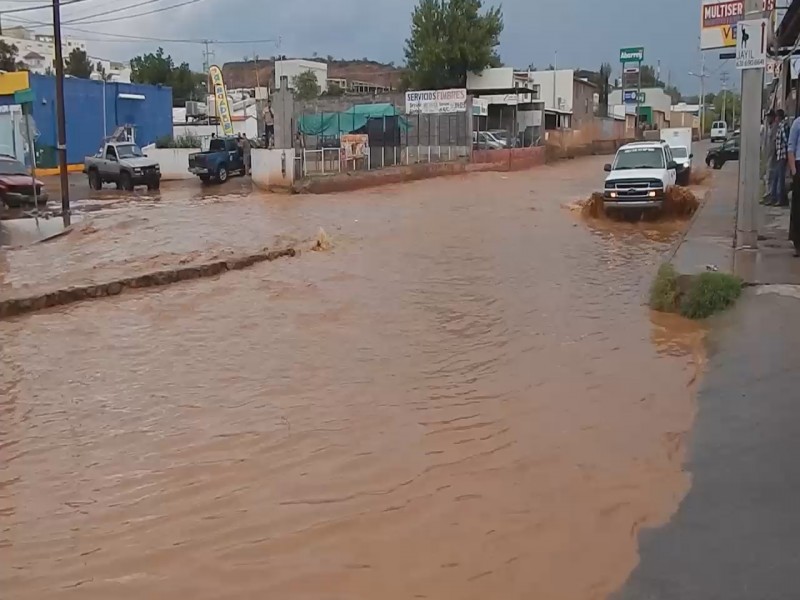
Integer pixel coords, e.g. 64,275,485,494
765,108,800,256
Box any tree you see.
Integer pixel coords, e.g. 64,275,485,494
131,47,174,86
0,41,23,72
95,61,107,81
595,63,612,117
130,48,205,106
292,69,321,100
325,82,345,96
404,0,503,89
64,48,93,78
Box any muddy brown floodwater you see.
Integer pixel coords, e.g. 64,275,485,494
0,156,706,600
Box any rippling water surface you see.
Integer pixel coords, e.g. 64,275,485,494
1,157,706,599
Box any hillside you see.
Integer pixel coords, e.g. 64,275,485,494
222,58,404,90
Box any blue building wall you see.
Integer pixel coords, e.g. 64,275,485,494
0,74,173,167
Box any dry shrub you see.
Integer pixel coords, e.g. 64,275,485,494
660,186,699,219
689,167,711,186
580,192,606,218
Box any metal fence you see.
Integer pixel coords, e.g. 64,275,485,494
296,103,470,176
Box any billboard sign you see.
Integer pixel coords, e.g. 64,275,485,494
405,88,467,114
340,134,369,160
701,0,776,50
619,47,644,63
623,90,645,104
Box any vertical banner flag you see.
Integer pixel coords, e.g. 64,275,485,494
209,65,234,137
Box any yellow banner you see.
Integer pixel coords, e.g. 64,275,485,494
209,65,234,137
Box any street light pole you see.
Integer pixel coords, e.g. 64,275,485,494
52,0,70,225
736,0,767,250
689,55,708,140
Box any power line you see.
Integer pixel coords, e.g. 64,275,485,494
0,0,92,14
64,0,204,25
63,0,166,24
4,13,277,45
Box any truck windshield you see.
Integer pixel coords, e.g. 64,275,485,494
116,144,143,159
671,147,688,159
613,147,665,170
0,158,28,175
209,139,228,152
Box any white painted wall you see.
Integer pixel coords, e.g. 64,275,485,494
529,70,574,112
251,149,294,191
274,60,328,92
142,148,198,180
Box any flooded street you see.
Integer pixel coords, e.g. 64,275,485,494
1,157,706,599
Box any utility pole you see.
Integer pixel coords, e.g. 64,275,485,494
689,54,708,140
736,0,768,250
52,0,70,226
721,72,730,125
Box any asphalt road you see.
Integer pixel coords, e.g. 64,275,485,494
613,287,800,600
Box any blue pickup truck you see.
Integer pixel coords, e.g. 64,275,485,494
188,137,245,183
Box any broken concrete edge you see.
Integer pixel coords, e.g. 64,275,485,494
0,246,298,320
664,186,716,271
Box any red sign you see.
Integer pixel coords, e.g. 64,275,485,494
702,0,775,29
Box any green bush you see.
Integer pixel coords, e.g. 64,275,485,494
155,134,201,149
680,272,742,319
649,263,680,312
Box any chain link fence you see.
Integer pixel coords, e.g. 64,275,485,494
296,102,470,177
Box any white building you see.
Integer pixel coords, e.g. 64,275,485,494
0,26,129,81
0,26,87,74
528,69,575,113
274,59,328,93
609,87,673,128
466,67,545,143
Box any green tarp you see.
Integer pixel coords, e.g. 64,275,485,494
297,103,410,137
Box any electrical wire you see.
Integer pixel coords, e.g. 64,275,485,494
63,0,166,25
64,0,204,25
0,0,93,14
4,14,279,45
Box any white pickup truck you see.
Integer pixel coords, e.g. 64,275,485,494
84,141,161,191
660,127,693,185
602,141,679,212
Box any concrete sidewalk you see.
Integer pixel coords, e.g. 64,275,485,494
613,286,800,600
670,162,800,284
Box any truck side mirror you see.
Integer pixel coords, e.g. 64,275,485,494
668,160,678,170
689,153,694,159
603,163,612,172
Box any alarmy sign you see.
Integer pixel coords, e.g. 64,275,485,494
619,47,644,63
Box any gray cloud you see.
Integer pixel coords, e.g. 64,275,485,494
1,0,726,94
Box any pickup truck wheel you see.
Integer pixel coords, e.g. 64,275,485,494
147,180,160,191
712,158,722,170
120,171,134,191
88,169,102,190
216,165,228,183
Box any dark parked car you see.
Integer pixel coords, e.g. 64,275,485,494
0,155,48,209
188,137,246,183
706,136,739,169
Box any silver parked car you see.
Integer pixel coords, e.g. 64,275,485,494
84,142,161,191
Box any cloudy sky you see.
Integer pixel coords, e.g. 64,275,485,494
0,0,729,95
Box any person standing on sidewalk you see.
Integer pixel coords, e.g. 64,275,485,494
785,114,800,256
769,109,789,206
763,110,777,203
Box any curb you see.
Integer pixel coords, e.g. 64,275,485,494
0,247,297,320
